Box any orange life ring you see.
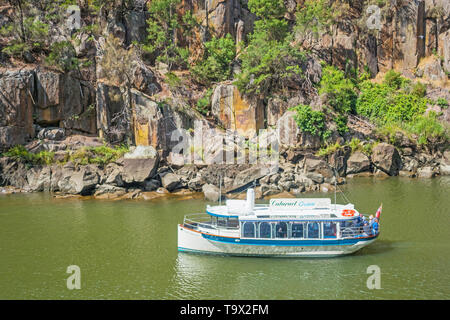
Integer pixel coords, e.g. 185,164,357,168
342,209,356,217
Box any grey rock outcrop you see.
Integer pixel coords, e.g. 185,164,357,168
371,143,402,176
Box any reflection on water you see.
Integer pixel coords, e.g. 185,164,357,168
0,177,449,299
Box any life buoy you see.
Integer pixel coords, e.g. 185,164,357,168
342,209,356,217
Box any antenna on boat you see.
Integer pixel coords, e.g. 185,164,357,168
333,168,337,212
219,174,222,206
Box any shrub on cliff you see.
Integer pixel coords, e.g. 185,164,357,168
356,78,428,125
236,0,307,95
191,34,236,85
144,0,194,71
295,0,338,38
404,112,447,146
291,104,330,140
2,145,54,166
319,65,357,114
45,41,80,72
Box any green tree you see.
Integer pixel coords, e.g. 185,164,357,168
291,104,330,140
144,0,192,71
236,0,306,96
319,65,357,114
295,0,337,37
191,34,236,85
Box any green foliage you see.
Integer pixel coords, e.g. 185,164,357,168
404,112,447,146
3,145,54,165
196,89,214,116
291,104,330,140
236,0,306,95
68,144,129,166
436,98,449,108
164,72,182,88
248,0,286,20
334,115,349,135
191,34,236,85
1,16,49,58
295,0,336,37
383,70,410,90
410,81,427,98
348,138,361,153
356,74,428,126
3,143,129,167
319,65,357,114
317,142,341,157
144,0,192,70
45,41,79,72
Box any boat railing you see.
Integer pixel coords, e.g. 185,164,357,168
339,224,380,239
182,214,239,234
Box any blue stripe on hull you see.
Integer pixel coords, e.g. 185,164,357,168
201,233,378,246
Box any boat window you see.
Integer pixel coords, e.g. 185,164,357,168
307,222,320,239
210,216,217,226
291,222,304,238
259,222,272,239
242,222,256,238
227,218,239,228
323,222,337,238
217,217,227,227
275,222,288,238
340,222,357,238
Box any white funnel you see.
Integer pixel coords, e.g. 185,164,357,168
246,188,255,214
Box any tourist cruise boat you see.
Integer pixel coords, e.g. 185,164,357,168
178,189,381,257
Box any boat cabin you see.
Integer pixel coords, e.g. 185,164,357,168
185,189,368,240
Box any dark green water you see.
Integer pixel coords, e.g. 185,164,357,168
0,177,449,299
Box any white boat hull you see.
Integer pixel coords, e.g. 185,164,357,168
178,225,377,258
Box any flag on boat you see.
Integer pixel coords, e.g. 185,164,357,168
375,204,382,220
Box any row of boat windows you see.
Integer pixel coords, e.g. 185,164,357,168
241,221,338,239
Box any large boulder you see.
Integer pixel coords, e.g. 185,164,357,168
371,143,402,176
202,184,220,202
161,172,181,192
417,166,436,178
0,157,29,189
58,165,100,194
27,166,52,192
328,146,351,176
346,152,371,175
303,158,334,179
122,146,159,184
231,165,276,191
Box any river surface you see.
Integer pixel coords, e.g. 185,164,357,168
0,177,449,299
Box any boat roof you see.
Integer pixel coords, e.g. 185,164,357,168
206,198,361,220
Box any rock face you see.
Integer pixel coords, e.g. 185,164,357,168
371,143,402,176
0,70,35,150
211,84,264,138
34,69,96,134
346,152,371,175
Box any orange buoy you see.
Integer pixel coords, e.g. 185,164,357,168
342,209,356,217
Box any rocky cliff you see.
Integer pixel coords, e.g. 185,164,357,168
0,0,449,199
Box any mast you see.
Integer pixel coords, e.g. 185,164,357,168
219,174,222,206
